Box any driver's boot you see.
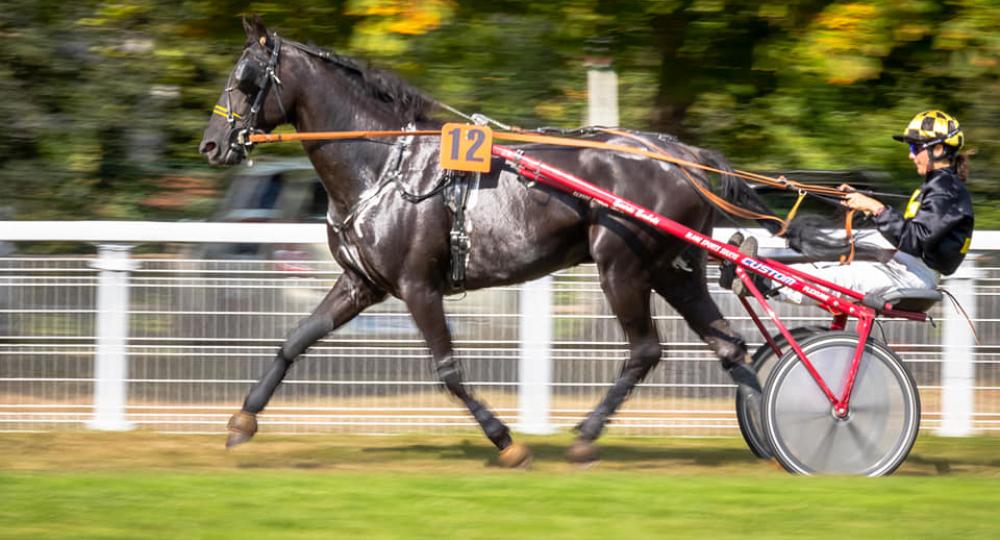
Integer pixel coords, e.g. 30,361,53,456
729,236,779,298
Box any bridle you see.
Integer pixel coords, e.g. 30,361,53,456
211,34,287,160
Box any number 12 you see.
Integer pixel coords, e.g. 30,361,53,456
439,123,493,173
448,127,486,163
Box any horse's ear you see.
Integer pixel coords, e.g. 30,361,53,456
242,14,270,46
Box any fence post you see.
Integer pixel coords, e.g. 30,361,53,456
586,55,619,126
518,276,555,434
87,244,137,431
938,254,979,436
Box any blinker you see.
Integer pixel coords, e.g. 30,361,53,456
234,59,263,95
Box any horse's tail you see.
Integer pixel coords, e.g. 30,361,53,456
698,149,783,235
701,149,886,261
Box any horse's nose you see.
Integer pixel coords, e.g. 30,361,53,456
199,140,218,156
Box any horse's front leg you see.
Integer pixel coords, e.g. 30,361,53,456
401,283,532,467
226,270,385,448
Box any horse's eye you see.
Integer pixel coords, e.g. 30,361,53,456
234,60,261,95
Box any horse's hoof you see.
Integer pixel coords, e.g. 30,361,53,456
566,440,599,464
498,442,533,468
225,411,258,449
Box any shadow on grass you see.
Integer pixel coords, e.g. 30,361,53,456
362,440,761,467
354,436,1000,475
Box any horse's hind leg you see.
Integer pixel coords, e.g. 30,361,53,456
401,283,531,467
570,231,662,462
652,253,757,385
226,270,385,448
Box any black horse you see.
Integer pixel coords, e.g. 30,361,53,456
200,16,784,465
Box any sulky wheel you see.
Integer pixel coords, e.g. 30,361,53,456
762,331,920,476
736,326,825,460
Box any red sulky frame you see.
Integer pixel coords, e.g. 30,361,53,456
493,144,925,417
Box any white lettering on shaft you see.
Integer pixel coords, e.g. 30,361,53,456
802,286,830,302
612,200,635,214
683,231,741,260
741,257,797,287
610,199,663,226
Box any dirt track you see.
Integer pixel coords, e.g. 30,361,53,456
2,431,999,476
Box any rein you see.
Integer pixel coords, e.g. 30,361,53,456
248,128,858,202
248,127,866,245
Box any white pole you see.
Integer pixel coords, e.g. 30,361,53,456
518,277,555,434
586,57,619,127
87,244,137,431
938,255,979,436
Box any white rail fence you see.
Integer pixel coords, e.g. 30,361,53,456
0,222,997,437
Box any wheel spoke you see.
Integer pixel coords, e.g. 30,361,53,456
846,421,881,466
806,421,839,470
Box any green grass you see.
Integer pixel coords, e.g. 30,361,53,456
3,471,999,539
1,433,999,539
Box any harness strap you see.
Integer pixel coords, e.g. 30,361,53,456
212,105,242,120
839,209,858,265
445,171,473,291
326,129,416,232
398,170,452,203
777,190,808,236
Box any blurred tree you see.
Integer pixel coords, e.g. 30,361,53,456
0,0,997,223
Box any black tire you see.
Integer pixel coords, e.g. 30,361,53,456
736,326,825,459
762,331,920,476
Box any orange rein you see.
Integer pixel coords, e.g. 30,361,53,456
248,129,849,201
248,129,856,243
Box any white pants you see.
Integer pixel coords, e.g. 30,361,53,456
777,251,939,305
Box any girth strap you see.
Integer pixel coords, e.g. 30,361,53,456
444,171,474,291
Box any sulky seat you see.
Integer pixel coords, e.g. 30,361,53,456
862,288,943,313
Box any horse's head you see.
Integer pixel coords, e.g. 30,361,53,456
199,16,293,166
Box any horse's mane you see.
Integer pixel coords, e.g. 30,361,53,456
285,38,435,123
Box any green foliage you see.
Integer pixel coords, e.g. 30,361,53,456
1,1,998,223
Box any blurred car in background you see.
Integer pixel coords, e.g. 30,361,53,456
196,158,331,267
176,159,337,340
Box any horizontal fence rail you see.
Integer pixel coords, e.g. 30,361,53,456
0,223,996,437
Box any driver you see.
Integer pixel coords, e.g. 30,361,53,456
726,110,974,304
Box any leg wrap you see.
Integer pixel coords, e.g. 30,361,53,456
578,342,660,442
435,354,467,397
470,401,512,449
435,354,510,449
280,317,335,361
702,319,761,392
243,317,335,414
243,355,292,414
577,369,642,441
703,319,748,369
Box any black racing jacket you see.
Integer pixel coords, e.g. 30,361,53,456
874,167,974,276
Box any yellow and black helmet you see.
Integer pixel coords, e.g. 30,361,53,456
893,110,964,150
